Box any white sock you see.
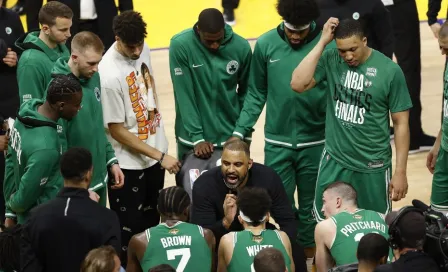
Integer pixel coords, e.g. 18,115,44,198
306,257,314,272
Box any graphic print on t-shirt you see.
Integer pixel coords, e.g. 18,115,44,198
140,63,161,135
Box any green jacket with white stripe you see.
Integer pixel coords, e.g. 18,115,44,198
233,22,336,149
169,23,252,148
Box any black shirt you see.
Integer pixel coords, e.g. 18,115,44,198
21,187,121,272
190,163,297,245
374,251,441,272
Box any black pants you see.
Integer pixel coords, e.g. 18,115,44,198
108,163,165,268
388,0,423,147
222,0,239,10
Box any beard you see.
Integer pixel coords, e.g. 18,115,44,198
222,171,248,190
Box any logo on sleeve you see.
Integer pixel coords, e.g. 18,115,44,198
5,27,12,35
174,67,183,76
40,177,48,186
94,87,101,101
226,60,239,74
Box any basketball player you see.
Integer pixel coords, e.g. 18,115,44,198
169,8,252,160
217,187,294,272
314,182,392,272
291,18,412,221
126,186,215,272
428,21,448,214
16,2,72,104
232,0,334,265
51,31,124,207
3,75,82,225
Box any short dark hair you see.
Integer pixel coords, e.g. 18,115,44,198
334,18,365,40
46,74,82,104
276,0,320,26
149,264,176,272
60,147,93,182
253,247,286,272
223,139,250,157
357,233,390,264
237,187,272,227
113,11,147,45
0,225,22,272
396,211,426,249
198,8,225,34
324,181,357,205
38,1,73,26
71,31,104,54
80,246,118,272
157,186,191,217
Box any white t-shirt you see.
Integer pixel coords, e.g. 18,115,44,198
99,42,168,170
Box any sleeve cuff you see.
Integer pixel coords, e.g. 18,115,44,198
232,131,244,139
107,157,119,167
5,212,16,218
193,139,205,145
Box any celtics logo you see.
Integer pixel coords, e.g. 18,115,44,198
94,87,101,101
226,60,239,75
169,228,179,235
252,235,263,244
5,27,12,35
352,12,360,20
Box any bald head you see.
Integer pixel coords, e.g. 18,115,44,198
71,31,104,54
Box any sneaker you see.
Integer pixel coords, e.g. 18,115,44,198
223,9,236,26
409,133,436,154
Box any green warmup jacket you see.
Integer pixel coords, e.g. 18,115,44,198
3,99,64,224
169,23,253,148
16,31,70,104
52,57,118,192
233,22,336,149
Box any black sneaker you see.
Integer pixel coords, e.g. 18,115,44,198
409,133,436,154
223,9,235,26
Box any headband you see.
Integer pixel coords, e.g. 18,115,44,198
239,210,267,223
284,20,310,31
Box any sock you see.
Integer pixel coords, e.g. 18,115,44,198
306,257,314,272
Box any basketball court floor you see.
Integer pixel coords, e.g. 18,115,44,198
6,0,448,209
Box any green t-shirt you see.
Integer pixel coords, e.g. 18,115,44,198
442,65,448,152
314,49,412,172
330,209,393,266
140,221,211,272
228,229,292,272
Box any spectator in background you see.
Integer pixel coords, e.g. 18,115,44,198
81,246,122,272
0,0,24,224
222,0,238,25
253,248,288,272
58,0,133,50
427,0,447,39
20,147,122,272
0,224,22,272
25,0,46,31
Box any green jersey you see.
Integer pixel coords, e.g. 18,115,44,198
442,65,448,152
314,49,412,172
228,230,292,272
330,209,391,266
234,22,335,148
140,221,211,272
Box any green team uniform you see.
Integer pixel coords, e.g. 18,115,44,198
431,65,448,211
233,22,336,248
227,229,292,272
16,31,70,104
3,99,64,224
329,209,393,266
169,24,252,160
312,49,413,222
51,57,118,206
140,221,211,272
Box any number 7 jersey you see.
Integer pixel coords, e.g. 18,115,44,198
140,221,212,272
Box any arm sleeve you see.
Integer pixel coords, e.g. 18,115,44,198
313,51,328,85
104,212,122,255
3,150,16,218
118,0,133,11
20,219,44,272
372,1,394,59
169,39,205,144
233,41,267,139
8,149,60,213
427,0,443,25
388,66,413,113
17,63,46,104
236,42,253,108
100,77,126,126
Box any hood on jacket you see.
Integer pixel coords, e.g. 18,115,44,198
15,31,69,62
277,21,321,50
17,99,58,129
52,56,92,85
193,23,234,50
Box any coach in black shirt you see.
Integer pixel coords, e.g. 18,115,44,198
190,139,306,272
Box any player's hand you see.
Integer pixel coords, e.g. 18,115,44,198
223,194,237,228
3,48,17,67
320,17,339,45
194,141,214,159
4,218,16,228
389,172,408,201
161,154,181,174
88,190,100,202
0,135,8,152
110,164,125,189
430,23,442,39
427,145,440,174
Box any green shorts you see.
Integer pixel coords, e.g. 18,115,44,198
264,142,323,248
313,148,392,222
431,148,448,212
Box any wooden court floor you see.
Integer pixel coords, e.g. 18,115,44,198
155,24,445,210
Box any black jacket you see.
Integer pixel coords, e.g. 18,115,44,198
374,251,441,272
190,163,297,245
315,0,394,59
20,187,121,272
58,0,133,51
0,7,24,119
427,0,447,26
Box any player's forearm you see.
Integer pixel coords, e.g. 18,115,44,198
291,41,325,93
393,122,410,174
108,124,163,161
434,129,443,150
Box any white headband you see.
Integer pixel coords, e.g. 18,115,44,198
239,210,267,223
284,21,310,31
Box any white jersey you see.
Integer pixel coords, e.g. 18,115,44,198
99,42,168,170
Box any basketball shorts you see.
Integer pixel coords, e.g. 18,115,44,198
313,148,392,222
431,148,448,213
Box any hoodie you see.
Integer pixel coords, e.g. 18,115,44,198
234,22,336,149
3,99,64,224
15,31,70,104
169,24,252,148
52,57,117,195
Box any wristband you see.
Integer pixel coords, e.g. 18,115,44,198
159,152,165,164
